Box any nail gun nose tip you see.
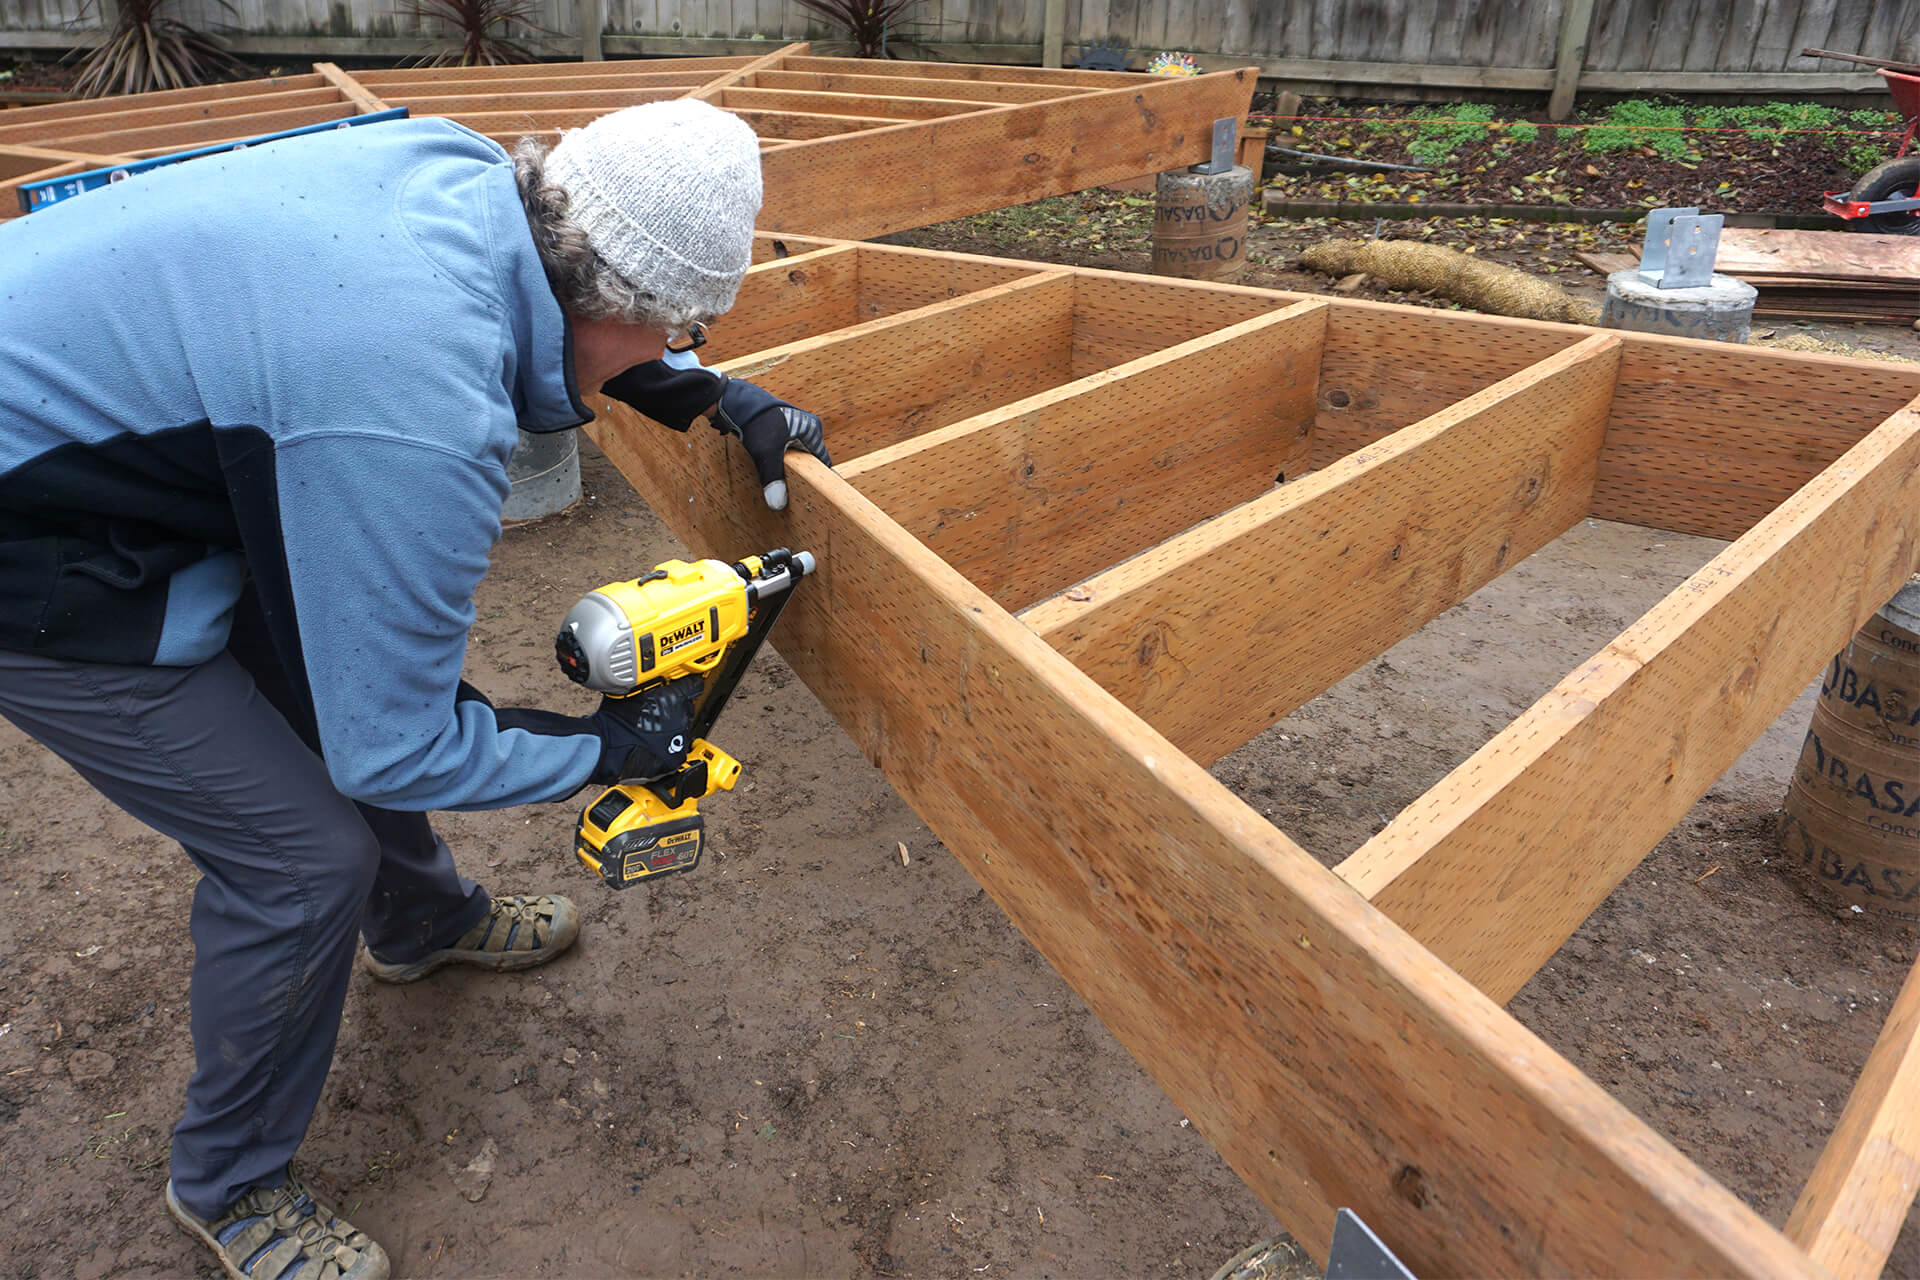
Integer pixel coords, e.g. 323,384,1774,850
794,551,817,576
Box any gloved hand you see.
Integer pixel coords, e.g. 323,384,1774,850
586,676,704,784
710,378,833,511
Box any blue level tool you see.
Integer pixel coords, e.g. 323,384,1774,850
17,106,409,214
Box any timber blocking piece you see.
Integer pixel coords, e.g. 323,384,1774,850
581,235,1920,1279
0,51,1254,236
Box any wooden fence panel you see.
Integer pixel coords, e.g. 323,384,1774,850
3,0,1913,89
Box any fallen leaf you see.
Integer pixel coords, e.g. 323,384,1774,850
453,1138,498,1203
1332,272,1369,292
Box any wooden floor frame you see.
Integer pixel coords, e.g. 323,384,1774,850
583,233,1920,1279
0,47,1250,237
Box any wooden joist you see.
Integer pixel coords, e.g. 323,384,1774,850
577,235,1920,1276
1338,391,1920,1001
755,67,1256,238
844,299,1327,612
0,85,347,146
3,49,1252,233
1788,956,1920,1280
313,62,388,114
44,100,357,155
1026,333,1620,765
716,271,1080,461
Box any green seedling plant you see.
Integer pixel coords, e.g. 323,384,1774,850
1583,99,1691,160
1404,102,1498,167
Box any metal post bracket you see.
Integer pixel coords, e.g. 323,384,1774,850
1325,1208,1418,1280
1637,206,1722,289
1190,116,1238,175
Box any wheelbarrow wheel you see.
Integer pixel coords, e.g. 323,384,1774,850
1847,155,1920,234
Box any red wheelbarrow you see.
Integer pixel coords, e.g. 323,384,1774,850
1823,68,1920,234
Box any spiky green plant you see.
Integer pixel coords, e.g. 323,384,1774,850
69,0,245,99
792,0,924,58
399,0,552,67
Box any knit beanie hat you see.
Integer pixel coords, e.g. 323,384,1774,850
544,100,763,330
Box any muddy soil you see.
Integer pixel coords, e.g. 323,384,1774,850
4,238,1920,1277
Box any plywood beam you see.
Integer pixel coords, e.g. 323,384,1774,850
1025,333,1620,767
578,407,1817,1279
718,86,987,120
313,62,388,114
684,41,805,102
708,271,1077,462
1339,393,1920,1003
1787,956,1920,1279
842,299,1326,611
1591,337,1920,540
758,68,1255,239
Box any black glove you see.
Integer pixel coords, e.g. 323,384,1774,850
710,378,833,511
586,676,704,784
600,362,831,511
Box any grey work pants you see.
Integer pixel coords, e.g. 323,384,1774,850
0,593,489,1220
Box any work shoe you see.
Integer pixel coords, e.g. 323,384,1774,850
361,892,580,984
166,1170,388,1280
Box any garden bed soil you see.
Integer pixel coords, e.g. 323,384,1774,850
1260,95,1904,217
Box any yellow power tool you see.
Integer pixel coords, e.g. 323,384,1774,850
554,547,814,888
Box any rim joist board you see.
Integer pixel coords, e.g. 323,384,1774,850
581,234,1920,1278
0,49,1251,238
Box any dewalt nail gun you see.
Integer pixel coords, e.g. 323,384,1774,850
553,547,814,888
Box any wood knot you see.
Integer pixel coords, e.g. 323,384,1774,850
1393,1163,1429,1209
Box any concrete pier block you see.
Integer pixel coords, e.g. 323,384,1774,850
1600,270,1758,344
501,427,581,523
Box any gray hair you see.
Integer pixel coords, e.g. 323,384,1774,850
512,136,689,331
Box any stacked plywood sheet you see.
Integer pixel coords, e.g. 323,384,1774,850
0,48,1252,238
1580,227,1920,324
588,231,1920,1278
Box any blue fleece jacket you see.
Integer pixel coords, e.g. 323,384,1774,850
0,117,607,809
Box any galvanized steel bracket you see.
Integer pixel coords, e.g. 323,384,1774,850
1325,1208,1418,1280
1637,206,1722,289
1189,116,1239,175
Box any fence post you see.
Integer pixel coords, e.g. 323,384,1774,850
580,0,603,61
1547,0,1596,120
1042,0,1065,68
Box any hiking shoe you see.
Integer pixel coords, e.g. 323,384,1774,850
361,893,580,984
167,1171,388,1280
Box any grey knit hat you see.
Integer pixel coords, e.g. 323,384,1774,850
545,100,763,330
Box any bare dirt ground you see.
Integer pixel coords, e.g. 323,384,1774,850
3,209,1920,1279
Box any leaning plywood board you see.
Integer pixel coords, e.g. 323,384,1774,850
574,234,1920,1276
0,49,1252,236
